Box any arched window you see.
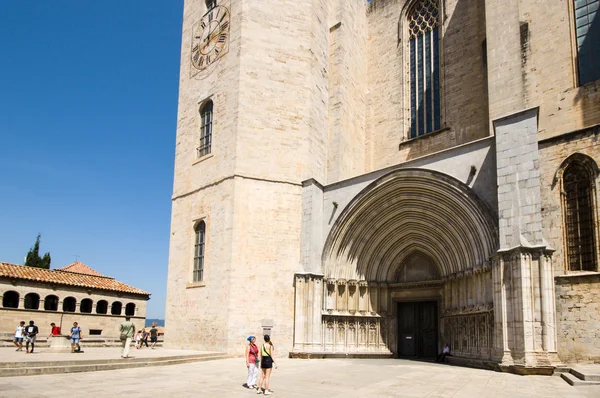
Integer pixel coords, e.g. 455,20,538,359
564,162,597,271
125,303,136,316
96,300,108,314
63,297,76,312
44,295,59,311
198,101,213,157
80,298,93,313
409,0,441,138
111,301,122,315
194,220,206,282
2,291,19,308
24,293,40,310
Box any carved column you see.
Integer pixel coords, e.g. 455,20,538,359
347,280,358,314
492,255,512,363
293,274,308,351
358,281,369,313
311,276,324,349
336,279,347,313
325,278,336,312
379,282,389,315
539,250,558,357
369,281,378,314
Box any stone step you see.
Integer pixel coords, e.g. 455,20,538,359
570,368,600,382
0,353,216,369
0,354,224,377
560,371,600,386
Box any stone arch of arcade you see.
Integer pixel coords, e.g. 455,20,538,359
293,168,499,358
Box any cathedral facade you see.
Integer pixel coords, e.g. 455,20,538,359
165,0,600,367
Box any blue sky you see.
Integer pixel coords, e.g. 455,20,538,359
0,1,184,318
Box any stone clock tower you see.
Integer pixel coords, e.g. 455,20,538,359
165,0,330,354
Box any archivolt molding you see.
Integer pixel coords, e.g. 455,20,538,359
322,168,498,281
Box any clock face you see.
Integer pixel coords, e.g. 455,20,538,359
191,5,230,73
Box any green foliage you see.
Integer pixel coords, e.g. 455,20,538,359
24,234,51,269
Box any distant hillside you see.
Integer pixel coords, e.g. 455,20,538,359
145,318,165,327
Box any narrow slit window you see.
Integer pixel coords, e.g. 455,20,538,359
194,221,206,282
198,101,213,157
409,0,441,139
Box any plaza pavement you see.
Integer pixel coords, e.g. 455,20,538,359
1,353,599,397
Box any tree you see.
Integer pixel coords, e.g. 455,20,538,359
25,234,51,269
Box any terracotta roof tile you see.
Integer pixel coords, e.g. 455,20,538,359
0,262,149,296
58,261,108,277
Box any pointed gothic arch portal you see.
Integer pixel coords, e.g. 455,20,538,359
294,168,499,358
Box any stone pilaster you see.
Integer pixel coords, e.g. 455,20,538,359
293,272,324,352
300,179,324,274
492,108,558,366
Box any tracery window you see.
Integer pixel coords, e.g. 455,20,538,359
198,101,213,158
409,0,441,138
564,162,597,271
573,0,600,85
193,221,206,282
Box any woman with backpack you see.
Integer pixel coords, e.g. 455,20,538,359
256,335,277,395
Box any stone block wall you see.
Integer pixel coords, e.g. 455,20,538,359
539,126,600,275
485,0,600,139
165,179,235,352
555,274,600,363
366,0,489,170
327,0,367,183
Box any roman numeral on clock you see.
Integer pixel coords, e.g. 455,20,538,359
218,33,227,43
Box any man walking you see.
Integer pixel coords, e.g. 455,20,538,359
69,322,82,353
13,321,25,351
24,320,39,354
149,323,159,349
119,316,136,358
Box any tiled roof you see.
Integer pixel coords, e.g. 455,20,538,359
0,262,150,297
58,261,108,277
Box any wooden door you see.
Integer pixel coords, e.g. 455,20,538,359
397,301,438,357
398,302,416,356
